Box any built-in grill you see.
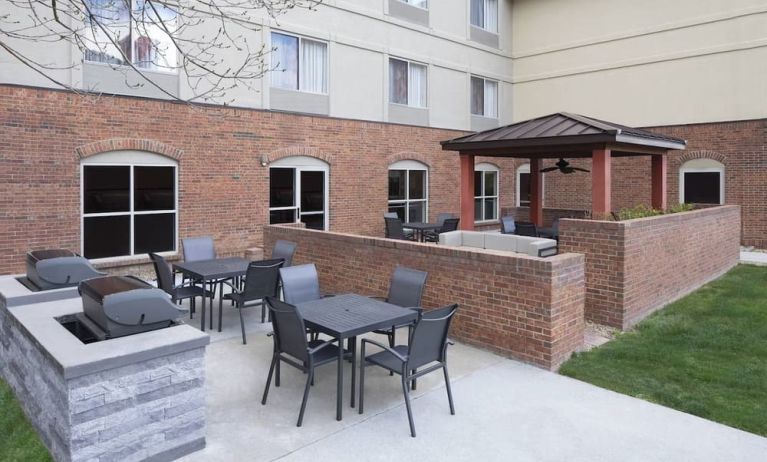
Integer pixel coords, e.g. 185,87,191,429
25,249,106,291
77,276,186,340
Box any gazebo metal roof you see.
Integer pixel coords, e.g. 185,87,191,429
441,112,687,157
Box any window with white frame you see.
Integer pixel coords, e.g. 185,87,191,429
269,156,329,230
474,163,499,221
81,151,177,259
400,0,428,8
470,0,498,33
388,160,428,223
84,0,177,72
271,32,328,94
516,163,544,207
470,76,498,118
679,159,725,204
389,58,427,108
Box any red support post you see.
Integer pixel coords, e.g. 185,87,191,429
529,158,544,226
459,154,475,230
591,148,612,217
651,154,668,210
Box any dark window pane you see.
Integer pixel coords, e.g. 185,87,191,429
485,171,497,196
83,215,130,259
388,204,406,221
474,198,482,221
389,58,408,105
474,171,482,197
83,166,130,213
519,172,531,206
301,213,325,230
471,77,484,115
388,170,406,201
270,168,295,208
270,209,296,224
409,170,426,200
300,171,324,212
134,213,175,254
408,201,424,223
684,172,721,204
484,198,497,220
134,166,175,211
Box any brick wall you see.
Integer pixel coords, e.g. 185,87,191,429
263,225,585,370
559,205,741,329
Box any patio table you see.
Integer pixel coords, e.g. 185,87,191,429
173,257,250,332
295,294,419,421
402,222,442,242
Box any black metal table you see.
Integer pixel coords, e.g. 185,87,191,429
296,294,419,421
402,222,441,242
173,257,250,332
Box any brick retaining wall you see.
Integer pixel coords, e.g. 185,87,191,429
264,225,585,370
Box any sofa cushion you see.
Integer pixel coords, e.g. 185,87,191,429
439,231,463,247
484,233,517,252
461,231,486,249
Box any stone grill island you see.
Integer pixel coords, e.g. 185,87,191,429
0,275,209,462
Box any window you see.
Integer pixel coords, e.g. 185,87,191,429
470,76,498,118
399,0,428,8
271,32,328,94
388,160,428,223
474,163,499,222
81,152,177,259
269,156,329,230
516,163,544,207
679,159,724,205
84,0,177,72
389,58,427,108
470,0,498,33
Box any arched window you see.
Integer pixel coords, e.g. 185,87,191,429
679,159,724,205
516,163,544,207
475,163,499,222
388,160,428,223
269,155,329,230
81,150,178,259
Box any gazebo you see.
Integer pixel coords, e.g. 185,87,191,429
440,112,687,230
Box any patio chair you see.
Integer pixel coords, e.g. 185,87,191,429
424,217,460,243
500,216,516,234
182,236,228,298
280,263,333,340
261,297,344,427
515,222,538,237
384,213,414,239
385,217,416,241
359,304,459,437
149,252,213,319
272,240,297,267
371,266,428,347
219,258,284,344
538,219,559,240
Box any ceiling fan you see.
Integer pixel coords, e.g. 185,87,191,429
540,158,590,174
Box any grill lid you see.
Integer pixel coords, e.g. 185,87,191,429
27,249,77,263
79,276,152,304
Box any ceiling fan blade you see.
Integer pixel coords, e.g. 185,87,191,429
540,167,559,172
572,167,591,173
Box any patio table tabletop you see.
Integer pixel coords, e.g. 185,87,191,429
296,294,419,421
402,222,442,242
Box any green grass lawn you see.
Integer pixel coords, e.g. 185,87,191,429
0,379,51,461
560,264,767,437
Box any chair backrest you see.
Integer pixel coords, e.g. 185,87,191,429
551,219,560,235
242,258,284,300
436,213,455,226
386,266,428,308
407,304,459,370
272,240,297,267
148,252,174,295
500,216,515,234
384,217,408,240
440,218,460,233
182,236,216,262
280,263,322,304
384,212,398,219
265,297,310,363
515,222,537,237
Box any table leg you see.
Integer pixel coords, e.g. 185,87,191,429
201,277,207,332
350,336,356,408
336,336,343,421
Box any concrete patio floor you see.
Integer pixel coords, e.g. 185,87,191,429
178,302,767,462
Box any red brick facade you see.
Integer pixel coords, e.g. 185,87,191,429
558,206,741,329
263,225,585,370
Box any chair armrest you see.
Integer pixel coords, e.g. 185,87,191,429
361,338,407,362
307,338,339,355
320,293,336,298
220,280,243,294
367,296,387,301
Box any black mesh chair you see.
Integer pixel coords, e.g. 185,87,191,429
538,219,559,240
219,258,284,343
515,222,538,237
371,266,428,347
385,217,415,241
424,217,460,243
500,216,516,234
280,263,323,304
149,252,212,319
359,304,459,437
272,240,297,267
261,297,343,427
182,236,229,298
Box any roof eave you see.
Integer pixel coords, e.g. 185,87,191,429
614,133,687,150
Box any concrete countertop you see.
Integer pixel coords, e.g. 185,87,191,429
0,275,80,307
7,297,210,379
